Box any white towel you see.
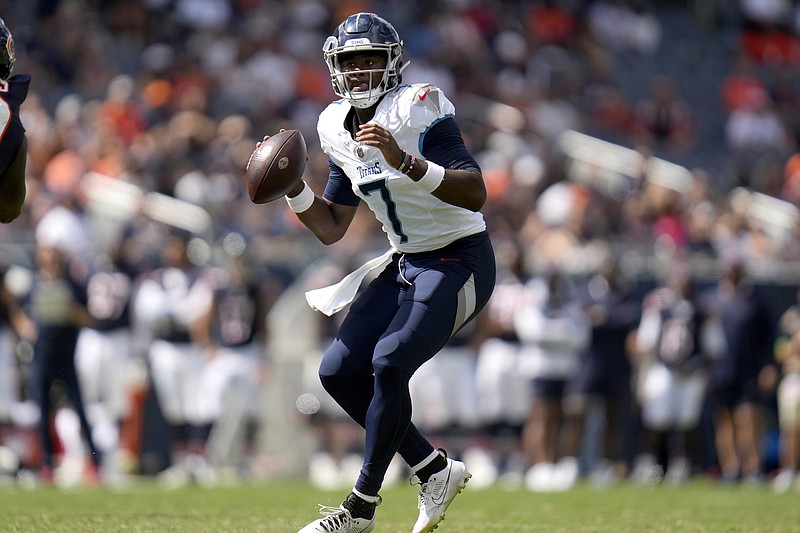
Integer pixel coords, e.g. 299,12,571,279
305,248,396,316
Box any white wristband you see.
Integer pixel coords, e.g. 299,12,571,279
285,181,315,213
417,161,445,193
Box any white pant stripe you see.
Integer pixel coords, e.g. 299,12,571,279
451,273,476,338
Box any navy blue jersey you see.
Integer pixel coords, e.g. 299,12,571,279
85,269,133,331
713,284,774,386
654,297,706,373
575,276,641,395
212,283,261,348
0,74,30,176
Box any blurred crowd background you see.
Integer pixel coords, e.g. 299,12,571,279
1,0,800,493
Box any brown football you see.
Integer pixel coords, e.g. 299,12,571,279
245,129,307,204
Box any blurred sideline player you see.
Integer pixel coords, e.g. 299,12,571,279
74,242,137,482
8,244,102,485
198,247,273,478
708,261,777,484
469,238,530,488
0,267,36,478
630,270,712,485
132,230,216,486
514,268,590,492
570,256,640,486
265,12,496,533
771,290,800,493
0,17,28,223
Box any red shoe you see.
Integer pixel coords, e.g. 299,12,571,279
39,465,54,485
84,463,101,486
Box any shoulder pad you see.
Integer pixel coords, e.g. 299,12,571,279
405,84,455,132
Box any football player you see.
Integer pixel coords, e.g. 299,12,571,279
262,12,496,533
9,244,102,484
0,18,28,223
630,270,710,486
198,249,272,477
132,230,216,486
74,241,138,482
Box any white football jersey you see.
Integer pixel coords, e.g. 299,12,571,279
317,83,486,253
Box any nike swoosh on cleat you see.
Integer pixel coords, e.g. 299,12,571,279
418,88,431,101
431,469,451,505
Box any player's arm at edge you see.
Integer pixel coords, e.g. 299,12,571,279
0,134,26,223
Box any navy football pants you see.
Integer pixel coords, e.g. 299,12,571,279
318,231,496,497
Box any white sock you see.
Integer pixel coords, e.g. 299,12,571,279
411,450,442,473
352,488,379,503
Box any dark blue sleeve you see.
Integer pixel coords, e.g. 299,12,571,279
322,157,360,206
420,117,480,171
0,74,30,175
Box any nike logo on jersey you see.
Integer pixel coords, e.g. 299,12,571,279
418,88,431,101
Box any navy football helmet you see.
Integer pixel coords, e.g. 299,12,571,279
0,18,15,80
323,13,407,109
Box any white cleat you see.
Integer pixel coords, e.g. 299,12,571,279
412,452,471,533
298,505,375,533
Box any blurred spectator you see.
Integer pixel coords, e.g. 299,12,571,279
633,75,695,156
739,1,800,67
682,169,720,255
720,55,769,114
725,95,791,158
527,75,582,144
586,0,662,55
525,0,577,47
781,152,800,205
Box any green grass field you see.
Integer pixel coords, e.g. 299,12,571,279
1,479,798,532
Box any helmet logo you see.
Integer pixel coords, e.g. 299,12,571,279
5,35,13,61
343,38,371,49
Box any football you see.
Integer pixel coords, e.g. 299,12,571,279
245,129,307,204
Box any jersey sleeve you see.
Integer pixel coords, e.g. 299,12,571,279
407,85,478,170
420,117,480,171
322,157,360,206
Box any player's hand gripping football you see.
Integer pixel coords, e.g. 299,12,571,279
256,129,309,198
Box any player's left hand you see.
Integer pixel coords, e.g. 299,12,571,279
356,123,404,169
